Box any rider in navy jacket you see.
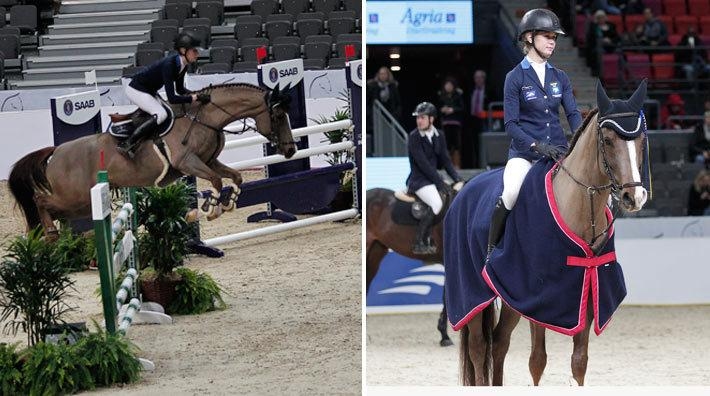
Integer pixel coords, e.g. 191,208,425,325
406,102,463,254
487,8,582,256
118,31,210,158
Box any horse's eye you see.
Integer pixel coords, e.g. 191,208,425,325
604,137,613,146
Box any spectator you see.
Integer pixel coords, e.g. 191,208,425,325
437,78,465,169
469,69,493,168
690,111,710,165
585,10,620,75
366,66,402,151
642,7,669,46
660,94,687,130
621,23,647,46
677,26,710,80
687,169,710,216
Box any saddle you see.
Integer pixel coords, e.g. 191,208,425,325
391,190,450,226
108,99,177,139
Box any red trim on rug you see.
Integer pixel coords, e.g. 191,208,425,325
482,265,588,336
450,295,496,331
545,165,594,257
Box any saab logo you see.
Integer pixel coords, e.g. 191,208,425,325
74,100,95,110
63,99,73,116
269,67,278,83
279,67,299,77
357,64,362,79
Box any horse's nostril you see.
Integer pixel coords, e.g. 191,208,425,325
622,192,634,207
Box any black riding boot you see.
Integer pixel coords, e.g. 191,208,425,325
487,197,511,257
117,116,158,159
413,207,436,255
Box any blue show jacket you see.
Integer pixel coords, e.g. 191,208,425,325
406,128,461,193
129,55,192,104
504,57,582,161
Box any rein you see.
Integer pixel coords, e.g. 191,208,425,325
552,112,644,251
178,98,292,148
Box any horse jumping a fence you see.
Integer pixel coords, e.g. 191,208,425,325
444,80,650,386
9,83,296,239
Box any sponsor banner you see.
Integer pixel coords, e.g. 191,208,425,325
348,59,363,88
367,252,444,312
53,90,101,125
259,58,304,90
367,1,474,45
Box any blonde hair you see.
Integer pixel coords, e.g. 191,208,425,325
694,169,710,192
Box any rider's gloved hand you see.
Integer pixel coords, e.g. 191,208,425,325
531,142,564,160
196,93,211,104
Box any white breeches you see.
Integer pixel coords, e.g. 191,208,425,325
125,85,168,124
501,157,533,210
415,184,443,215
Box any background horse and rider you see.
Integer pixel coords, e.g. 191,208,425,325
366,186,457,346
9,83,296,238
445,80,650,386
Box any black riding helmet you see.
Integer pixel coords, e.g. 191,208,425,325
174,31,202,51
518,8,566,42
412,102,437,117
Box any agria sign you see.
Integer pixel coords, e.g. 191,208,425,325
400,8,456,27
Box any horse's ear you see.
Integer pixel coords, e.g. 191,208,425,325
628,78,648,111
596,79,611,115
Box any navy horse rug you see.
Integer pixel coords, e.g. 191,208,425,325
444,159,626,336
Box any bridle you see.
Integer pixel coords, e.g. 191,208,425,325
553,111,646,251
179,93,295,149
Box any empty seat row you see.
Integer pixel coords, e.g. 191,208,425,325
164,1,224,26
250,0,361,19
0,5,36,34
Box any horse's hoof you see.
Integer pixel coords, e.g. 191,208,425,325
185,209,200,223
440,338,454,347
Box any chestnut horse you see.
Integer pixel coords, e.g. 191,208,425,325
366,188,455,346
445,80,649,386
9,83,296,237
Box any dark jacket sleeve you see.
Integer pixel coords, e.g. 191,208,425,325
503,70,536,149
408,134,446,189
162,60,192,104
175,68,188,95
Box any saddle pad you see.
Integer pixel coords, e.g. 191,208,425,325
484,161,626,336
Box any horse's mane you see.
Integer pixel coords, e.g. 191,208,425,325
194,82,266,95
566,108,599,155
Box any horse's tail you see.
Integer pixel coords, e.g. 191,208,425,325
8,147,55,230
459,304,496,386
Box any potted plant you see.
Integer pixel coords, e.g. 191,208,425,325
0,228,77,347
311,106,355,211
135,182,195,308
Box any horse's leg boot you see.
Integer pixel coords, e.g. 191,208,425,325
413,206,436,255
117,116,158,159
487,197,510,257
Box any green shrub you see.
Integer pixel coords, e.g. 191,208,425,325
53,225,94,273
0,343,23,395
73,324,141,387
22,342,94,395
169,267,226,315
0,228,77,346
